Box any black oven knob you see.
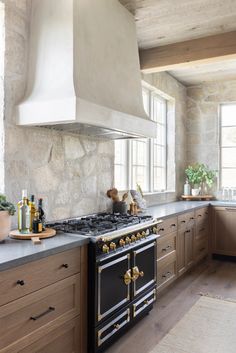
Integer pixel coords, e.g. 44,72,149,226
102,244,110,253
110,242,116,251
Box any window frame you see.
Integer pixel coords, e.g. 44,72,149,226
219,102,236,189
114,87,168,193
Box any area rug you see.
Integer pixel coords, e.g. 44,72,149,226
151,296,236,353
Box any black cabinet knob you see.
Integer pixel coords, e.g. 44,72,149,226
17,280,25,286
62,263,69,268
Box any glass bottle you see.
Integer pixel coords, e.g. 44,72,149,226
38,198,46,230
32,211,43,234
18,190,30,234
29,195,36,232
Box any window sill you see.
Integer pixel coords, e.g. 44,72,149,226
143,190,176,196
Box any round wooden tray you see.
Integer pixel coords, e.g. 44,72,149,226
9,228,56,240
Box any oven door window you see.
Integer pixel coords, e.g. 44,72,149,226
132,241,156,297
97,254,130,322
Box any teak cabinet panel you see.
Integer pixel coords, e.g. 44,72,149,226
0,246,87,353
0,247,81,307
212,207,236,256
18,317,80,353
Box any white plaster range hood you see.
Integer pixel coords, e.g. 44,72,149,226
16,0,156,139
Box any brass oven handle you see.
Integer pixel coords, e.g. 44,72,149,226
124,267,144,285
132,266,144,281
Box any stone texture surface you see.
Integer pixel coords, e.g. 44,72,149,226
142,72,187,204
1,1,188,223
0,2,4,193
2,0,114,226
186,80,236,187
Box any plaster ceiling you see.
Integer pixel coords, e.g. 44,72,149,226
119,0,236,86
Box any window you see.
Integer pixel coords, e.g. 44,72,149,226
114,87,167,193
220,103,236,188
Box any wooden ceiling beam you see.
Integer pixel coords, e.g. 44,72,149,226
139,31,236,73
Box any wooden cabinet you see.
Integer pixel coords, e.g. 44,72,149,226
212,207,236,256
0,246,87,353
177,212,195,276
156,226,177,293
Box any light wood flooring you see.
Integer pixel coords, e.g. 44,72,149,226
106,259,236,353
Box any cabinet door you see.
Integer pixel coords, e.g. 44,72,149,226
177,228,186,276
19,317,80,353
212,207,236,256
133,241,156,297
185,227,194,269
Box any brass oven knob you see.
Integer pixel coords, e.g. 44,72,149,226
136,233,142,240
102,244,109,253
125,236,131,245
142,231,147,238
109,242,116,251
152,227,157,234
119,239,126,247
131,234,136,242
114,324,120,330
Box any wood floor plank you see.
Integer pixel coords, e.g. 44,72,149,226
106,259,236,353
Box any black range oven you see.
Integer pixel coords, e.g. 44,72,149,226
47,213,161,353
88,222,160,353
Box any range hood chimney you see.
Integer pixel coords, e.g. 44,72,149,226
17,0,156,139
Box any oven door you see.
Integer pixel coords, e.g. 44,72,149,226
97,253,130,323
132,241,156,297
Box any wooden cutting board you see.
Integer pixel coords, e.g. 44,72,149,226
9,228,56,240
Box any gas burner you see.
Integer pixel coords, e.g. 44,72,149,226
47,213,153,236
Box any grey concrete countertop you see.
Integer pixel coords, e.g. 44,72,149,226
0,232,89,272
147,200,236,220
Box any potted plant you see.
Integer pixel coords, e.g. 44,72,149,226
0,194,15,242
185,164,216,196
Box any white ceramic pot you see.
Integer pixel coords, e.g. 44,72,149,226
0,211,11,242
191,188,200,197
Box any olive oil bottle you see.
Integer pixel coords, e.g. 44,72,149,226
29,195,36,232
18,190,30,234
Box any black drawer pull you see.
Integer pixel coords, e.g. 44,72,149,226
181,220,186,223
16,280,25,286
30,306,55,321
200,247,205,252
185,230,191,233
162,271,171,278
159,228,165,232
198,214,202,217
171,224,176,227
162,245,172,252
62,263,69,268
190,217,195,220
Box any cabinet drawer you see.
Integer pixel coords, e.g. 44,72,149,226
157,252,177,291
156,216,177,236
0,247,81,306
133,288,156,318
97,308,130,348
195,238,208,262
178,211,195,229
157,232,177,260
195,222,208,241
195,207,209,224
0,274,80,351
18,316,80,353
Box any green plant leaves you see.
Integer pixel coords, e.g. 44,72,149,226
185,163,216,188
0,194,16,215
